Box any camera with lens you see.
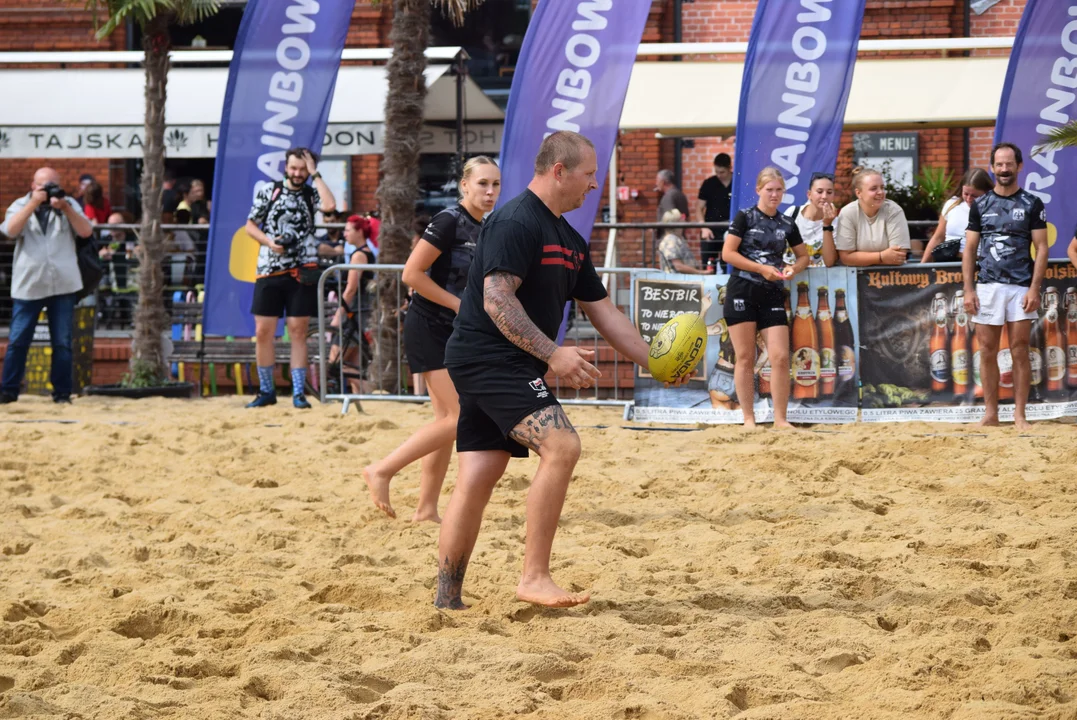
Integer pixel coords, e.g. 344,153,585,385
42,182,66,200
275,231,301,249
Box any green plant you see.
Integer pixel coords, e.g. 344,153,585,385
121,358,168,388
915,166,955,210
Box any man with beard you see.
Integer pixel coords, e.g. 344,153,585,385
963,142,1048,429
244,148,336,408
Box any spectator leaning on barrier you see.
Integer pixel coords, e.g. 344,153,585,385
244,147,336,409
784,171,839,268
696,153,733,267
658,209,714,275
921,168,993,264
835,166,911,266
963,142,1048,430
0,167,94,404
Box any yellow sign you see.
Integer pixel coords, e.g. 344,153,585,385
229,226,259,283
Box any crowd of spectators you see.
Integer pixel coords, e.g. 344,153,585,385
656,154,1014,275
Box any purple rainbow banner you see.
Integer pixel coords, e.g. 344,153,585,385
730,0,866,215
497,0,651,341
203,0,352,336
995,0,1076,259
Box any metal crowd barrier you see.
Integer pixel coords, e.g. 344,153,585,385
315,264,639,414
0,223,350,332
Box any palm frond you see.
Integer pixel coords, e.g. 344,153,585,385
81,0,218,38
1032,119,1077,155
431,0,487,27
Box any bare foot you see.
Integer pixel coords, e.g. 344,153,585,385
1014,416,1032,431
743,418,757,430
773,420,796,430
411,507,441,524
978,414,1000,427
362,465,396,519
516,577,591,608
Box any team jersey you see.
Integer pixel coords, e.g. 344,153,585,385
967,189,1047,287
410,204,482,325
727,206,803,285
445,190,607,373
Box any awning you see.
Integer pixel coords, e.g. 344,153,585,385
0,64,504,158
620,56,1010,135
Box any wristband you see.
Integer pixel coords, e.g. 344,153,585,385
822,225,834,232
311,171,322,180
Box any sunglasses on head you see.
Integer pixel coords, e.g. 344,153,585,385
810,172,835,183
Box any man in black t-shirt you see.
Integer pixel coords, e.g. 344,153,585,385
697,153,733,267
963,142,1048,430
436,131,683,611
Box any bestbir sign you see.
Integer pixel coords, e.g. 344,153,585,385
730,0,867,214
202,0,351,337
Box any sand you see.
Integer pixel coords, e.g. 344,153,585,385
0,395,1075,719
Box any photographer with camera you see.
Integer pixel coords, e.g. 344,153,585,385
1,168,93,404
243,147,336,408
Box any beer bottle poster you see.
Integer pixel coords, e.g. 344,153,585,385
630,268,860,424
856,262,1077,422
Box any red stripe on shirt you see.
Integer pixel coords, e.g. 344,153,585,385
541,257,576,268
542,245,574,256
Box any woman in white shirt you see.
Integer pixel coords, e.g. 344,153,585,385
783,171,839,268
835,166,911,266
921,168,993,263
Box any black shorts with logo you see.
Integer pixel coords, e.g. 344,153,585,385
403,309,454,374
723,275,787,330
447,355,560,458
251,272,318,318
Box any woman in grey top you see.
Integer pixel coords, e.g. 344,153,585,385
835,166,910,266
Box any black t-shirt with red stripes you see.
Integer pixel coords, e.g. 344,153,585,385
445,189,607,373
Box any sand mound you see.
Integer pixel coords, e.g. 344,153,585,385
0,396,1074,718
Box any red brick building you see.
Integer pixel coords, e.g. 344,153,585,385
0,0,1027,252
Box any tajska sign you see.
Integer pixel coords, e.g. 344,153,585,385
0,124,502,159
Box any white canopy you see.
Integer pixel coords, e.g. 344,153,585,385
0,64,503,126
620,56,1010,134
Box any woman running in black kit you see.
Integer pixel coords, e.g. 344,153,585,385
722,166,809,429
364,156,501,522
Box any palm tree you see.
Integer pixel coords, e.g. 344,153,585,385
1034,121,1077,154
84,0,219,385
370,0,484,393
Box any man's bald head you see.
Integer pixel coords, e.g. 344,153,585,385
32,168,60,190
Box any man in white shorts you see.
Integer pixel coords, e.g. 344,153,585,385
962,142,1048,429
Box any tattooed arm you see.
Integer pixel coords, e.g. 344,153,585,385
483,271,601,388
483,271,558,362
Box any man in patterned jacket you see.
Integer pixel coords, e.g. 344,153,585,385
243,147,336,408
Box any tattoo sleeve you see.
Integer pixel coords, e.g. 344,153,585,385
483,271,558,362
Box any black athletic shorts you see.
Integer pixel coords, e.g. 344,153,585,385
448,356,560,458
404,309,454,374
251,273,318,318
723,275,787,330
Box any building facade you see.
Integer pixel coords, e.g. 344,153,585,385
0,0,1027,265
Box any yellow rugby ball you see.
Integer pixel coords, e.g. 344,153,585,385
647,312,707,383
